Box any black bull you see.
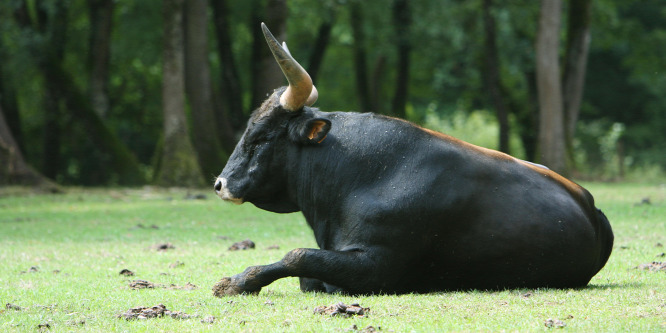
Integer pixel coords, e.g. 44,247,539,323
211,25,613,296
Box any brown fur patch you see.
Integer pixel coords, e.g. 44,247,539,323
418,126,586,198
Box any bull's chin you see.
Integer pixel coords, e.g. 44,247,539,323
220,196,244,205
251,200,300,213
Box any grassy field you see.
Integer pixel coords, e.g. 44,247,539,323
0,183,664,332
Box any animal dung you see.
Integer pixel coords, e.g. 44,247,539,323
116,304,192,320
313,302,369,317
228,239,255,251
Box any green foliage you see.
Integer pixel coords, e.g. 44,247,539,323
0,184,665,331
1,0,665,185
584,0,666,175
423,104,526,159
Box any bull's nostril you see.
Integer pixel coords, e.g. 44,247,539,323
214,179,222,192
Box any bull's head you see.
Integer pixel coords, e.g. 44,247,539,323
213,23,331,212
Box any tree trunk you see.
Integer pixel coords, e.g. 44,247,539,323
307,16,335,84
250,0,288,110
391,0,411,119
370,55,387,116
0,105,60,191
536,0,568,175
482,0,510,154
38,0,67,181
349,1,373,113
41,85,61,180
563,0,592,168
184,0,228,178
0,42,24,154
155,0,204,187
519,70,539,162
211,0,245,141
87,0,114,118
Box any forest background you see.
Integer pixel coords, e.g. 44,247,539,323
0,0,664,188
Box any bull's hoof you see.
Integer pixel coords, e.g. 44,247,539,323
212,277,260,297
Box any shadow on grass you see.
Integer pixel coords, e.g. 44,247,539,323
585,282,644,290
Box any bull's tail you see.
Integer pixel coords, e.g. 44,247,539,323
593,209,614,275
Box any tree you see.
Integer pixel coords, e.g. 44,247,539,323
307,13,336,84
0,40,23,154
250,0,288,111
562,0,592,167
11,0,144,185
154,0,204,187
481,0,510,154
349,1,373,113
88,0,114,118
211,0,245,144
391,0,411,119
184,0,228,178
0,104,59,191
535,0,567,175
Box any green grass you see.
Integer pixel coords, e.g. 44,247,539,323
0,183,664,332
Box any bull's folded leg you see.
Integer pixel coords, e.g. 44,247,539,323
299,277,326,292
212,247,394,296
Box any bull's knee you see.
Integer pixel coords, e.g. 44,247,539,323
282,248,307,268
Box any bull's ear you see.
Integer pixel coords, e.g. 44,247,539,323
289,118,331,145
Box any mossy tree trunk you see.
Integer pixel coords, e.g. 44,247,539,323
0,105,60,192
154,0,204,187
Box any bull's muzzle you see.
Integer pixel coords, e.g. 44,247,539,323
214,177,243,204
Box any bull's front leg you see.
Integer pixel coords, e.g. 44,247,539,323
212,247,392,296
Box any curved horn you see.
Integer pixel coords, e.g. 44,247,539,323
261,23,316,110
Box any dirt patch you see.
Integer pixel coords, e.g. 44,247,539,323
20,266,40,274
152,243,176,251
266,244,280,250
636,262,666,271
201,316,215,324
6,303,21,311
134,224,159,230
128,279,197,290
346,324,380,332
119,269,135,276
169,261,185,268
228,239,255,251
313,302,369,318
116,304,193,320
544,318,566,328
129,280,157,289
166,282,198,290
